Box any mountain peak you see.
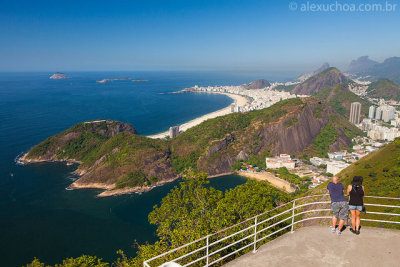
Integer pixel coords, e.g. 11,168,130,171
297,63,331,82
292,67,348,95
347,56,378,73
243,79,271,89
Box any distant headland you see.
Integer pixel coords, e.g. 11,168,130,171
96,77,148,83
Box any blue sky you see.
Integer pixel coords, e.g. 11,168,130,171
0,0,399,72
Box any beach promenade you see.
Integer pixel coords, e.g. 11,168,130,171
147,92,248,139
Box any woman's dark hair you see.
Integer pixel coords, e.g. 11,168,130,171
352,176,363,187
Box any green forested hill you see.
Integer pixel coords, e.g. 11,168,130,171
367,79,400,102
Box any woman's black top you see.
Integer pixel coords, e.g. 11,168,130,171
349,185,364,206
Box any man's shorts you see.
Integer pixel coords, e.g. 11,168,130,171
331,201,349,220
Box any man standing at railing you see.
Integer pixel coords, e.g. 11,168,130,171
327,176,349,235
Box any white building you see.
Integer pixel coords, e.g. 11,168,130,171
266,155,295,169
328,152,346,160
327,160,350,175
381,106,395,122
169,126,180,138
349,102,361,124
368,106,375,119
375,107,382,120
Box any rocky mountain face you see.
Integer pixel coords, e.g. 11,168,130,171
291,67,349,95
243,79,271,89
297,62,330,82
348,56,378,73
23,98,362,195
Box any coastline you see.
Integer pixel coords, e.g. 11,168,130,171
147,92,249,139
237,171,295,193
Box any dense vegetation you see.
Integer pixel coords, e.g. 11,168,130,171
367,78,400,101
312,122,338,157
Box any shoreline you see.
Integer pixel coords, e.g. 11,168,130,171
147,92,249,139
237,171,295,193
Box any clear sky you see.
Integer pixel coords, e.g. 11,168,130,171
1,0,399,72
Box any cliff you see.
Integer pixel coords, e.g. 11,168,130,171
22,98,362,196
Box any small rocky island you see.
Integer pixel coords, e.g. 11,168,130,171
50,72,69,79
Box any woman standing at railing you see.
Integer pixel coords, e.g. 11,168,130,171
347,176,365,235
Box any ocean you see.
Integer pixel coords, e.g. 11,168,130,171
0,71,296,266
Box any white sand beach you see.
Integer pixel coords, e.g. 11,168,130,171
147,92,249,139
238,171,295,193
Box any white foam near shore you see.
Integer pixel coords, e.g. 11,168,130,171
147,92,249,139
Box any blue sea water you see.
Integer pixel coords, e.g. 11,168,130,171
0,71,295,266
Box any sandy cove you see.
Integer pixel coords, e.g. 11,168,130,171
147,92,249,139
237,171,295,193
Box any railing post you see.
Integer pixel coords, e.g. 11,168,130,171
206,235,209,267
253,215,258,253
291,200,296,233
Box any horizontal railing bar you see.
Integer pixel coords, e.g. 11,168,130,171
294,209,331,218
361,218,400,224
256,207,294,226
364,203,400,209
171,244,208,263
294,201,330,210
209,223,255,247
293,216,332,226
256,216,293,235
209,241,254,266
255,224,292,243
211,201,294,236
364,196,400,200
144,235,207,263
208,232,255,258
182,253,208,267
365,211,400,217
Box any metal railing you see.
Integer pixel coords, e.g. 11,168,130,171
143,194,400,267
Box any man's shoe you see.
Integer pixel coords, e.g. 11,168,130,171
350,228,356,234
330,226,336,233
336,229,342,235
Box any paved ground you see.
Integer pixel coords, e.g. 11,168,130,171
225,225,400,267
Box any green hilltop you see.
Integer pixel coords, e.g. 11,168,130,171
367,78,400,102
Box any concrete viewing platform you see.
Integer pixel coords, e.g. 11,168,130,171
225,225,400,267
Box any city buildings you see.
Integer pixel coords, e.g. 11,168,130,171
183,84,298,113
381,105,395,122
349,102,361,124
169,126,180,138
